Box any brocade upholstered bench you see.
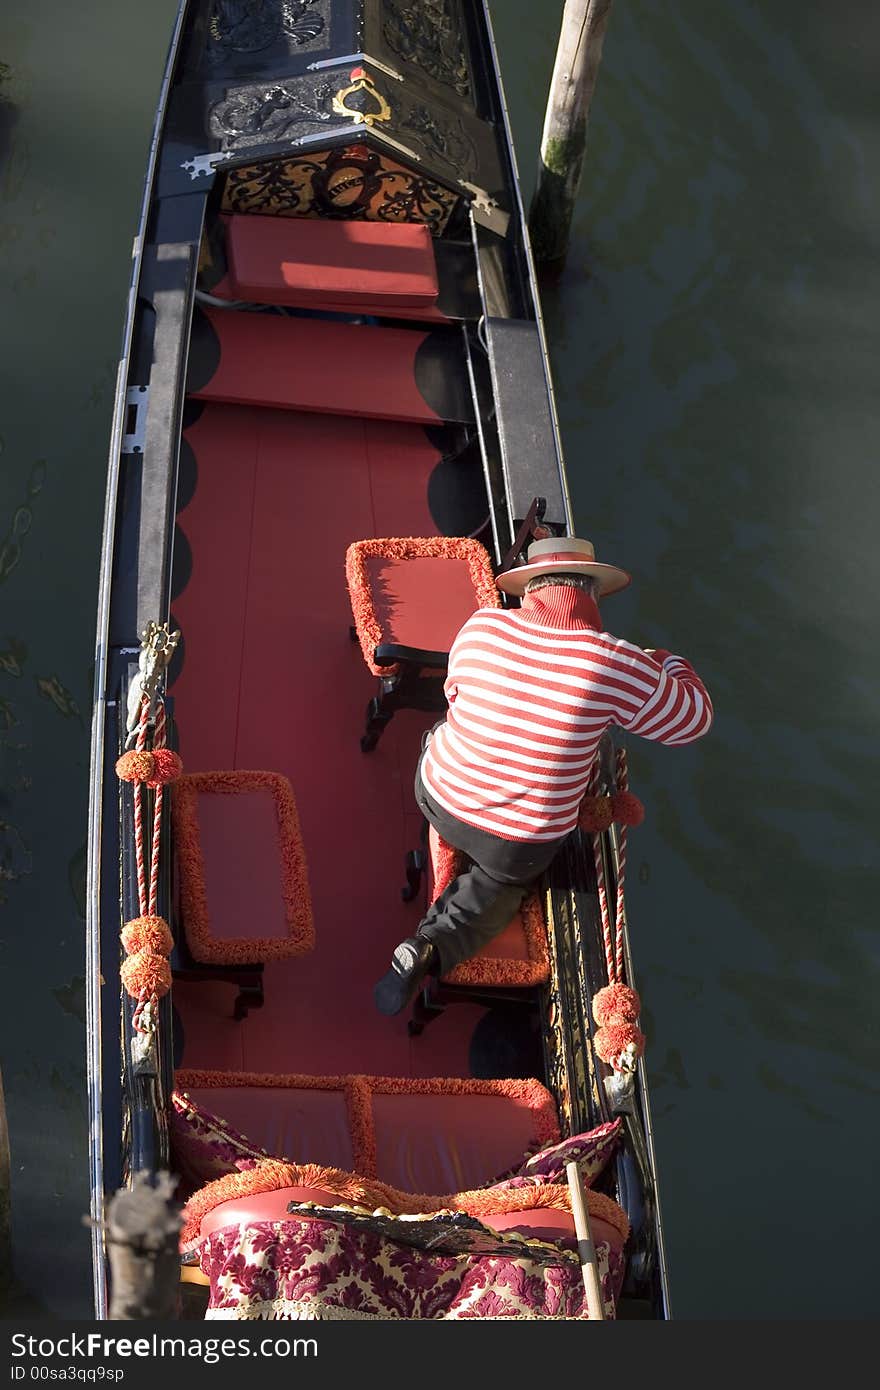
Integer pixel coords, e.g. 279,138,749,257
171,771,314,1019
171,1079,630,1321
172,1070,561,1197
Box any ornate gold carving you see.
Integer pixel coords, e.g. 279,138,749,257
331,67,391,127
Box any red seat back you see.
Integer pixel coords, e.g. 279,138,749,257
226,215,439,311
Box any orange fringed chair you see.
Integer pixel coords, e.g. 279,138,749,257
345,536,499,751
407,825,550,1037
171,771,314,1019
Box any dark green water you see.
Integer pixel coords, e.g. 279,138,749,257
1,0,877,1318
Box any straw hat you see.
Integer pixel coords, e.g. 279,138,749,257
495,536,631,598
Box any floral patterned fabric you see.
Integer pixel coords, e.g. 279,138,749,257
171,1091,274,1195
519,1118,623,1183
196,1216,625,1320
490,1117,622,1186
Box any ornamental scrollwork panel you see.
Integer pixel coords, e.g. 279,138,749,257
220,143,460,233
382,0,471,99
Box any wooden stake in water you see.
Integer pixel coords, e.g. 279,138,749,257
529,0,614,269
106,1172,182,1319
566,1159,607,1319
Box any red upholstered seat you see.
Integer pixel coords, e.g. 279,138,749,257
478,1208,626,1259
175,1070,560,1195
188,308,469,424
197,1186,625,1265
225,215,440,312
346,536,499,677
428,825,550,988
345,537,499,751
198,1186,341,1241
172,771,314,964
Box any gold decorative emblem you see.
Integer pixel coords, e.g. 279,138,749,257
332,67,391,127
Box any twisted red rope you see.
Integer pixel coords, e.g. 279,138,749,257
591,763,617,986
148,702,166,916
614,748,628,984
130,694,169,1033
133,700,149,917
132,987,160,1036
590,751,630,987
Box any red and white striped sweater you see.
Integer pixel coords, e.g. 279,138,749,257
421,584,713,842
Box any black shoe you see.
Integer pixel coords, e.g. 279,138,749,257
374,936,437,1016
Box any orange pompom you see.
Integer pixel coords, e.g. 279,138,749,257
611,791,645,827
578,794,614,833
145,748,183,788
594,1020,646,1068
592,983,641,1027
115,750,156,784
121,915,173,957
120,950,171,1000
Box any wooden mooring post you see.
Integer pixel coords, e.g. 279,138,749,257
528,0,614,270
104,1172,182,1319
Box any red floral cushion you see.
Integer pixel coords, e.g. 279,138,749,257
492,1117,622,1187
522,1117,623,1182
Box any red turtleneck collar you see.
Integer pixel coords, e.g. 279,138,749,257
516,584,602,631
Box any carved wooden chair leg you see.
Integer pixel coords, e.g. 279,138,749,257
401,847,427,902
361,692,395,752
232,973,264,1021
407,984,445,1038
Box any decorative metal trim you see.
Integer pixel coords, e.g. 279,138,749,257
122,386,149,456
180,151,233,180
307,51,362,70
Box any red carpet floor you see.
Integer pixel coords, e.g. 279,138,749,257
170,402,486,1079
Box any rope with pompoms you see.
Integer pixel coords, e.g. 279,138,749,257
115,697,183,1035
578,748,646,1072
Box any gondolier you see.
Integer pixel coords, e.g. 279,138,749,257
374,536,714,1015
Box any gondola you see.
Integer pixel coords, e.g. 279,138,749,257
86,0,670,1321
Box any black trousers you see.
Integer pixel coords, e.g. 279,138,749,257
413,739,568,976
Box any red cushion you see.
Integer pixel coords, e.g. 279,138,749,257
173,771,313,964
428,827,549,985
363,554,483,653
176,1070,560,1197
190,308,441,424
199,1186,626,1264
479,1208,625,1256
371,1091,545,1194
200,1185,340,1240
198,790,287,942
226,216,439,310
185,1086,355,1174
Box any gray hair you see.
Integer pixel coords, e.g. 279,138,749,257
524,572,598,597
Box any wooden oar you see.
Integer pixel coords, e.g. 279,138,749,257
566,1159,606,1320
